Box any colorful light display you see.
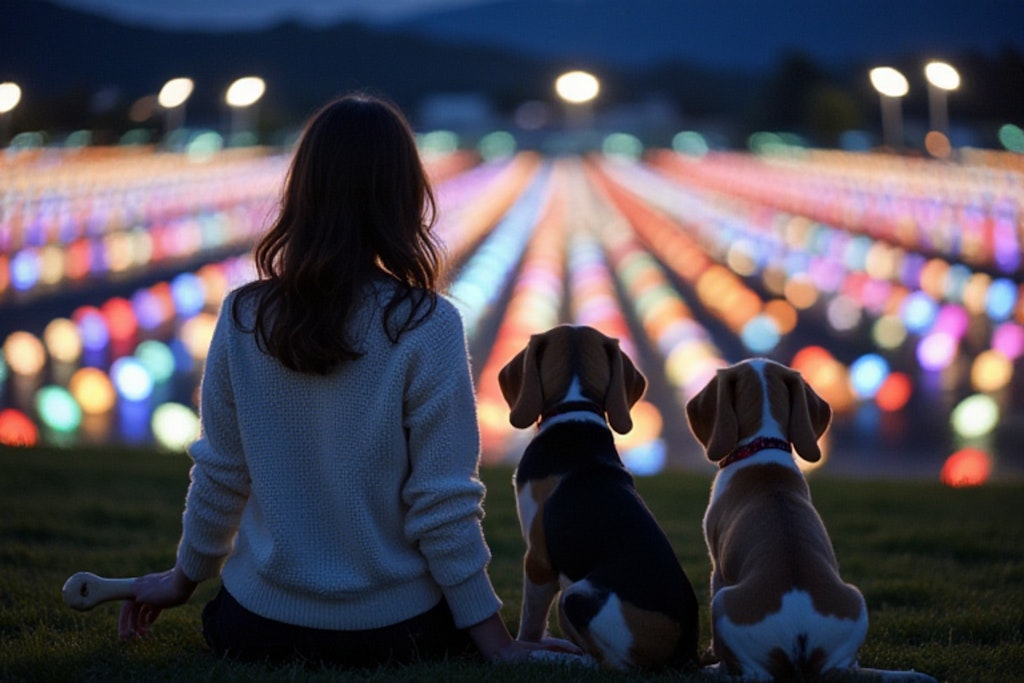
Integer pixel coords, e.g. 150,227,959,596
0,145,1019,486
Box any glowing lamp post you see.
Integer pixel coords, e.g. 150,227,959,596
158,77,194,139
924,61,959,135
0,81,23,146
869,67,909,151
555,70,600,128
225,76,266,145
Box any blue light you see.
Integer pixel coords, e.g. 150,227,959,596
985,278,1017,322
170,272,206,318
850,353,890,399
621,439,667,476
9,249,41,291
901,291,938,334
741,315,781,353
110,357,154,402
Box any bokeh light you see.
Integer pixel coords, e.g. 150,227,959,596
941,448,992,487
68,367,117,415
949,393,999,438
0,408,38,446
850,353,890,400
110,357,155,402
43,318,83,364
151,402,200,452
3,331,47,376
35,385,82,433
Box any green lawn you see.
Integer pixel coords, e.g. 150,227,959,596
1,446,1021,682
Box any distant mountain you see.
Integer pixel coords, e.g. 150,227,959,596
1,0,1021,145
388,0,1024,70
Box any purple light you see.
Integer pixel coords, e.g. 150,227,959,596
917,331,958,371
75,308,110,352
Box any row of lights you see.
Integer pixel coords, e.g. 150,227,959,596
0,76,268,145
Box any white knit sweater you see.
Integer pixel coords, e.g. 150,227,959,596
176,278,502,631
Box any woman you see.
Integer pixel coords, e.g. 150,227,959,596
117,93,579,666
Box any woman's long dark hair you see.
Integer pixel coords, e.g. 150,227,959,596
233,93,443,374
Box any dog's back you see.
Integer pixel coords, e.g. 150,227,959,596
518,421,700,668
500,326,700,670
705,462,867,678
687,358,868,679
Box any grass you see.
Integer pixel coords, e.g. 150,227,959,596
1,446,1021,682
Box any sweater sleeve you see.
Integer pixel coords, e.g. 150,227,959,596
176,300,251,583
400,302,502,629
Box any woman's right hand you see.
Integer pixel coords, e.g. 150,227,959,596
467,613,589,664
493,637,593,664
118,565,198,641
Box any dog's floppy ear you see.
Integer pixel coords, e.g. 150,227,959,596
603,337,646,434
498,334,546,428
782,369,831,462
685,370,739,462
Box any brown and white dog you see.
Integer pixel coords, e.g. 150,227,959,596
685,358,869,680
499,325,700,670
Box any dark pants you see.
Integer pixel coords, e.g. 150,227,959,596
201,587,474,667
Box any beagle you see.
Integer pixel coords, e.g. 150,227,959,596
685,358,868,680
498,325,700,670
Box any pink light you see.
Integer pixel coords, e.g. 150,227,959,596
991,322,1024,360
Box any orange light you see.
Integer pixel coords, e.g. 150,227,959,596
69,367,117,414
941,448,992,487
614,400,663,451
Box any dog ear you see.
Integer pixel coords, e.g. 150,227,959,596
603,338,646,434
498,335,546,429
783,370,832,462
685,370,739,462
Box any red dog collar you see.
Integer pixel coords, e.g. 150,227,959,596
719,437,791,469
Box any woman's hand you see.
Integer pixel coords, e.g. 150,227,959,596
118,565,198,641
466,613,588,664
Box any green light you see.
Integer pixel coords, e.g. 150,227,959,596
602,133,643,160
672,131,708,157
35,385,82,433
418,130,459,156
998,124,1024,153
478,131,516,160
134,340,176,384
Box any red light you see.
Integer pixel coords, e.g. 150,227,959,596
0,409,39,447
941,448,992,487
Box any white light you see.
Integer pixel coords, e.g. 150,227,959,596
555,71,600,104
225,76,266,108
869,67,909,98
0,82,22,114
158,77,194,108
925,61,960,91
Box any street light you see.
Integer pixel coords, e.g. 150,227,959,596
869,67,909,151
225,76,266,145
0,81,23,146
924,61,960,135
555,70,600,129
158,77,194,139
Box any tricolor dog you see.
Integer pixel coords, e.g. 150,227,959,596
685,358,868,680
498,325,700,670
